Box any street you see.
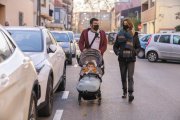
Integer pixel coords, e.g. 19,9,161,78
38,45,180,120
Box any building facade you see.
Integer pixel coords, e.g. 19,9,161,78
0,0,34,26
141,0,180,33
115,0,141,29
78,11,111,32
33,0,54,26
53,0,73,30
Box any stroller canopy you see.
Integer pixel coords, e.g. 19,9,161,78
79,49,103,67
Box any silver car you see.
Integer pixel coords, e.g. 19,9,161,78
145,33,180,62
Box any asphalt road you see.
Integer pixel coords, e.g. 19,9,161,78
38,45,180,120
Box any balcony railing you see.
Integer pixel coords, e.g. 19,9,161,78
141,6,156,23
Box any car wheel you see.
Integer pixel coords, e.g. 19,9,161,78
56,64,66,92
137,48,145,59
38,76,53,117
68,53,72,65
147,51,158,62
28,91,37,120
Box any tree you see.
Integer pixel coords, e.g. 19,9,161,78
175,25,180,32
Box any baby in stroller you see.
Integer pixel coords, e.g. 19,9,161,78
77,49,103,105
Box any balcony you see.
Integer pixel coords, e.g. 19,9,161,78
141,6,155,23
62,0,72,5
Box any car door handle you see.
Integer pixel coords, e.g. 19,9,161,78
57,54,61,57
0,74,9,87
23,57,30,68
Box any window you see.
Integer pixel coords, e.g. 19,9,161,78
0,31,12,63
154,35,160,42
159,35,170,43
173,35,180,45
51,33,70,42
2,31,16,52
8,30,43,52
141,35,151,42
44,30,53,48
47,31,57,45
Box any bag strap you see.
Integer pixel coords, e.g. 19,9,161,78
89,32,99,48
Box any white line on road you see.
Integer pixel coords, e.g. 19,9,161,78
109,50,114,53
61,91,69,99
53,110,63,120
73,64,79,68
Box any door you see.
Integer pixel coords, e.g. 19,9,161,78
48,31,65,79
157,35,172,59
0,30,35,120
172,35,180,60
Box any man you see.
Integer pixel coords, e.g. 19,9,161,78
113,18,141,103
79,18,107,55
79,18,107,74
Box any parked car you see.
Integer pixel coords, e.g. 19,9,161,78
0,26,40,120
137,34,151,58
74,33,81,43
108,32,117,44
51,31,73,64
6,26,66,117
67,31,77,57
145,33,180,62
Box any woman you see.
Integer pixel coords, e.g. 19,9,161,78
113,18,141,103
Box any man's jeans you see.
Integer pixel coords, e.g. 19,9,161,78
119,61,135,93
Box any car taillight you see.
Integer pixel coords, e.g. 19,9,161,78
147,35,152,47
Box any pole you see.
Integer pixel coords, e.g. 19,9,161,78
37,0,41,26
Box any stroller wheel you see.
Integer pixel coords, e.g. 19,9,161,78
78,94,81,105
98,99,101,105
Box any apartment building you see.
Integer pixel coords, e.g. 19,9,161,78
34,0,54,26
53,0,73,30
141,0,180,33
0,0,34,26
115,0,141,29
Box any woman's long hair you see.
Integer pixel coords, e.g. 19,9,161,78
123,18,135,36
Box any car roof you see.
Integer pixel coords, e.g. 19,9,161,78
5,26,45,31
51,31,69,34
152,33,180,36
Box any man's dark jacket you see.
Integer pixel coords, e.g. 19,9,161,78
113,32,141,62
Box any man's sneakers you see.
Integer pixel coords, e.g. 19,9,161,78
128,94,134,103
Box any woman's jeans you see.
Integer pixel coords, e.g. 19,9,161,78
119,61,135,94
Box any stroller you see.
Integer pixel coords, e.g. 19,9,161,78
76,49,103,105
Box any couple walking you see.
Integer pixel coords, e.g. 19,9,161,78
78,17,140,103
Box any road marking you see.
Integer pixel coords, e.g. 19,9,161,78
74,64,79,68
109,50,114,53
53,110,63,120
62,91,69,99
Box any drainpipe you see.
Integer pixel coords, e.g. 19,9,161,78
37,0,41,26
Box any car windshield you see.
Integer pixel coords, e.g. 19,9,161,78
8,30,43,52
52,32,69,42
74,34,80,38
68,32,74,40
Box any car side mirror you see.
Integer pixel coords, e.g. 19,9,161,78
49,44,57,53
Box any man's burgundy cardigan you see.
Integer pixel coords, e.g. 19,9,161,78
78,28,107,55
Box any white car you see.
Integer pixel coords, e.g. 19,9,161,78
6,27,66,116
0,26,40,120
